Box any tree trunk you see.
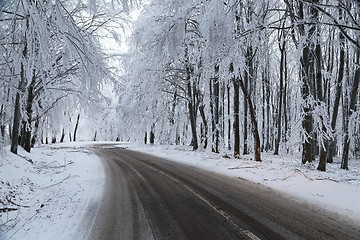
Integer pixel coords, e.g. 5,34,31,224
341,49,360,170
274,37,285,155
11,18,29,154
31,118,39,148
10,91,22,154
301,46,314,164
199,103,208,149
309,0,326,171
243,91,249,155
298,0,315,164
22,75,36,153
265,68,271,152
239,77,261,162
0,104,5,139
261,60,271,152
60,129,65,143
211,64,220,153
150,126,155,145
231,63,240,157
73,114,80,142
326,9,346,164
317,45,327,171
185,48,198,150
283,52,289,152
227,83,231,151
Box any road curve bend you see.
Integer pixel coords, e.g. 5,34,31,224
85,145,360,240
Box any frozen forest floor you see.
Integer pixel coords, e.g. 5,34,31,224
0,143,105,240
1,142,360,239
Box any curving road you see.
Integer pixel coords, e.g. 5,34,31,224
83,145,360,240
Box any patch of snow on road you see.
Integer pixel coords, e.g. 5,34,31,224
0,143,105,240
120,143,360,223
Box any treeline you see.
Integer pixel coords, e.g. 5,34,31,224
0,0,135,154
122,0,360,171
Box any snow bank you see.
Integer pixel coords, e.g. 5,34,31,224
121,143,360,223
0,143,105,240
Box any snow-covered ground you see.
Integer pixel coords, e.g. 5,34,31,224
1,142,359,239
0,143,105,240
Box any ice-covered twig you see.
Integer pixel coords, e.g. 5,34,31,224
45,174,71,189
228,165,258,170
294,168,313,181
6,197,30,208
0,207,18,213
16,154,33,164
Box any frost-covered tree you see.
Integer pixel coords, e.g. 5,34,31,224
0,0,138,153
284,0,360,170
121,0,359,170
121,0,205,149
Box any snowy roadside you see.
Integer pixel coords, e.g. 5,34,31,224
1,141,359,239
121,143,360,223
0,143,105,240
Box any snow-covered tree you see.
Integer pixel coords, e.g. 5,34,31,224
0,0,139,152
121,0,360,171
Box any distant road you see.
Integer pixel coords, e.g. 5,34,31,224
86,145,360,239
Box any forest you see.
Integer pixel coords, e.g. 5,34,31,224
0,0,359,172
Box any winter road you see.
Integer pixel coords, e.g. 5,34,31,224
83,145,360,240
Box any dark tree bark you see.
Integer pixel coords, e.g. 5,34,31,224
221,81,225,148
31,118,39,148
211,64,220,153
243,89,249,155
60,129,65,143
199,103,208,149
227,83,231,151
21,74,36,153
239,77,261,162
341,49,360,170
0,104,5,139
265,67,271,152
187,81,198,150
10,90,22,154
150,127,155,145
185,47,198,150
301,51,315,164
309,0,327,171
274,33,286,155
170,91,178,144
11,64,27,153
326,8,346,164
231,63,240,158
243,47,252,155
144,131,147,144
11,17,29,154
286,0,322,163
73,114,80,142
261,71,266,152
283,52,289,152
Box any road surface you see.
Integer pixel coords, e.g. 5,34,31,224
80,145,360,240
